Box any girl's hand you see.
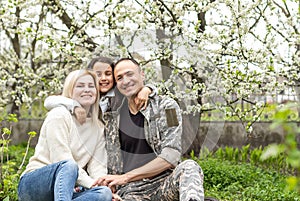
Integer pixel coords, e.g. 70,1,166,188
74,107,87,124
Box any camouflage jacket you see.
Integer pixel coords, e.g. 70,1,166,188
103,94,182,175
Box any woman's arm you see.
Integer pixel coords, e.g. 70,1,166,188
87,126,107,179
45,108,97,188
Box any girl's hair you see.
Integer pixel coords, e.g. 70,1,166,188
87,56,116,86
62,69,100,124
87,56,115,71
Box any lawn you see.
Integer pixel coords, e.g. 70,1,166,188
199,157,299,201
1,144,299,201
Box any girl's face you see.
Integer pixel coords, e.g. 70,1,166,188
72,74,97,110
93,62,114,94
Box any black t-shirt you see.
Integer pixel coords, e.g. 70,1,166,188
119,102,156,173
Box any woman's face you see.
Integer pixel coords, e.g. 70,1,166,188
72,74,97,109
93,62,114,94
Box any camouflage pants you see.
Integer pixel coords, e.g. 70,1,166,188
116,159,204,201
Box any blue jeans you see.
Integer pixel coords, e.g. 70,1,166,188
18,160,112,201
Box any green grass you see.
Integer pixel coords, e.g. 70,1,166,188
199,158,300,201
1,145,300,201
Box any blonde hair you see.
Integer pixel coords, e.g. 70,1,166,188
62,69,100,123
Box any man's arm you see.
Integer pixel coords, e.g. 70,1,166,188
97,98,182,188
125,157,173,181
95,157,172,189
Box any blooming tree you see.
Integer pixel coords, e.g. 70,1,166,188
0,0,299,136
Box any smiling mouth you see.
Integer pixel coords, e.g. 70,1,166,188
99,83,110,87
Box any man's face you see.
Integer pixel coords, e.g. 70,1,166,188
114,60,144,98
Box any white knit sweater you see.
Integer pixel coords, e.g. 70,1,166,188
23,106,107,188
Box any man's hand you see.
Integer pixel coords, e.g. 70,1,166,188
135,87,151,110
112,193,123,201
94,174,129,189
74,107,87,124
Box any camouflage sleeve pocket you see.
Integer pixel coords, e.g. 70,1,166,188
165,108,179,127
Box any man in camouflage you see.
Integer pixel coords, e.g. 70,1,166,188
96,58,205,201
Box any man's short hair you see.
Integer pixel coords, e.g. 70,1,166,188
114,57,140,69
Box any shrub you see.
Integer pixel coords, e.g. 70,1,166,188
0,114,36,201
261,103,300,193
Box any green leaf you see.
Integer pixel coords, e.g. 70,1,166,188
26,27,32,32
3,196,10,201
260,144,285,161
287,150,300,168
6,114,18,123
28,131,37,137
2,127,11,135
286,176,298,191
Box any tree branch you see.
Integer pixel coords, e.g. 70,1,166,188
45,0,98,51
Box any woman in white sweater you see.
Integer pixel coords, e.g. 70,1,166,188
18,70,112,201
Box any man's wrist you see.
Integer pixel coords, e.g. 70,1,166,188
123,173,131,183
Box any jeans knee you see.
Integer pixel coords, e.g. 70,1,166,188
63,159,78,168
93,186,112,201
102,186,113,201
61,160,78,175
